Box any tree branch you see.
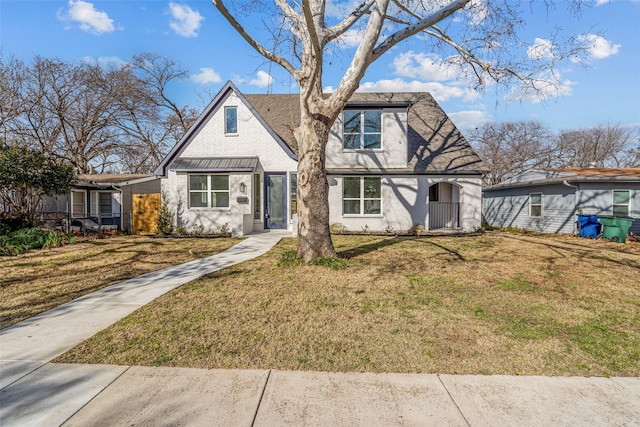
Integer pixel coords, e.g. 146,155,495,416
325,0,375,43
371,0,471,62
212,0,298,76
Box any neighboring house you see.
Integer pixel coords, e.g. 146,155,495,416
41,174,160,233
483,168,640,236
154,81,486,237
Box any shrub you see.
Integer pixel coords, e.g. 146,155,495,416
155,193,174,235
0,228,74,256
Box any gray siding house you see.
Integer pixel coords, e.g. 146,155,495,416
41,174,160,233
483,168,640,236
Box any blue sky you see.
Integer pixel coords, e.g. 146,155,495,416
1,0,638,134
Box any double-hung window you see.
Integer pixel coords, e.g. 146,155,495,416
529,193,542,217
613,190,630,216
188,175,230,208
225,106,238,134
343,177,382,215
343,110,382,150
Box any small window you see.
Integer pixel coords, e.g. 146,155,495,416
290,173,298,215
343,177,382,215
613,190,630,217
530,193,542,217
343,110,381,150
188,175,230,208
225,106,238,134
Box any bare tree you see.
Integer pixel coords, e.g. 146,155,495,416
556,124,639,168
212,0,589,261
470,121,555,185
105,53,197,173
0,54,194,173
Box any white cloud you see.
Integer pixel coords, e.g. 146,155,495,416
356,78,479,102
82,56,126,68
325,0,366,19
454,0,489,26
527,38,556,61
336,29,363,49
505,70,575,103
578,34,621,60
448,110,490,132
58,0,115,34
168,2,204,38
191,67,222,85
594,0,611,6
392,51,462,81
237,71,273,88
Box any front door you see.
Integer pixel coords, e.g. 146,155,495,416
265,173,287,229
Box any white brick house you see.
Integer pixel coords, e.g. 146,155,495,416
154,81,486,236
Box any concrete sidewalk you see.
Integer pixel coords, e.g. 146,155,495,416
0,232,284,389
1,232,639,426
1,364,639,426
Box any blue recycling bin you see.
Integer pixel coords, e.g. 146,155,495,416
576,214,601,239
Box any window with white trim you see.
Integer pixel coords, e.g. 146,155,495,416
613,190,630,216
343,177,382,215
529,193,542,217
188,175,230,208
225,106,238,134
342,110,382,150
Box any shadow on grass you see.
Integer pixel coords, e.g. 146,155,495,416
499,233,640,270
336,237,405,259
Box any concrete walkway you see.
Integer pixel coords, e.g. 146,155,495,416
1,233,640,426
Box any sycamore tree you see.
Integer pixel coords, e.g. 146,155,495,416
212,0,590,262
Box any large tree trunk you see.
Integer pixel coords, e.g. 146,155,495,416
294,104,337,262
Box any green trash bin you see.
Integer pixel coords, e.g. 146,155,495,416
598,216,634,243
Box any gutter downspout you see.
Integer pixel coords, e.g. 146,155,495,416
563,180,580,234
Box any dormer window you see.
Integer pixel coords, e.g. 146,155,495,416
343,110,382,150
225,106,238,134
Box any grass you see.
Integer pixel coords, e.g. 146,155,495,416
0,235,240,329
50,232,640,377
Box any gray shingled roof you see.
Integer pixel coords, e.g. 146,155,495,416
169,157,259,172
245,92,486,174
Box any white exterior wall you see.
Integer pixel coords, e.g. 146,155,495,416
326,108,407,170
328,175,482,232
161,92,298,236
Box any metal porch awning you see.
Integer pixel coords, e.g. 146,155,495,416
169,157,259,173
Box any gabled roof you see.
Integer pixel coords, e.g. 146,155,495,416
247,91,485,174
485,168,640,191
154,81,296,176
155,82,486,176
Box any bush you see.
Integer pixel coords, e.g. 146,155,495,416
155,193,174,235
0,228,74,256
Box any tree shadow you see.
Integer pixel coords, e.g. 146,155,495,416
336,236,405,259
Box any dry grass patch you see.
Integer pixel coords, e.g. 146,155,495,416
57,232,640,376
0,235,239,328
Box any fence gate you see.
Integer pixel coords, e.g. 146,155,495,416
132,193,160,234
